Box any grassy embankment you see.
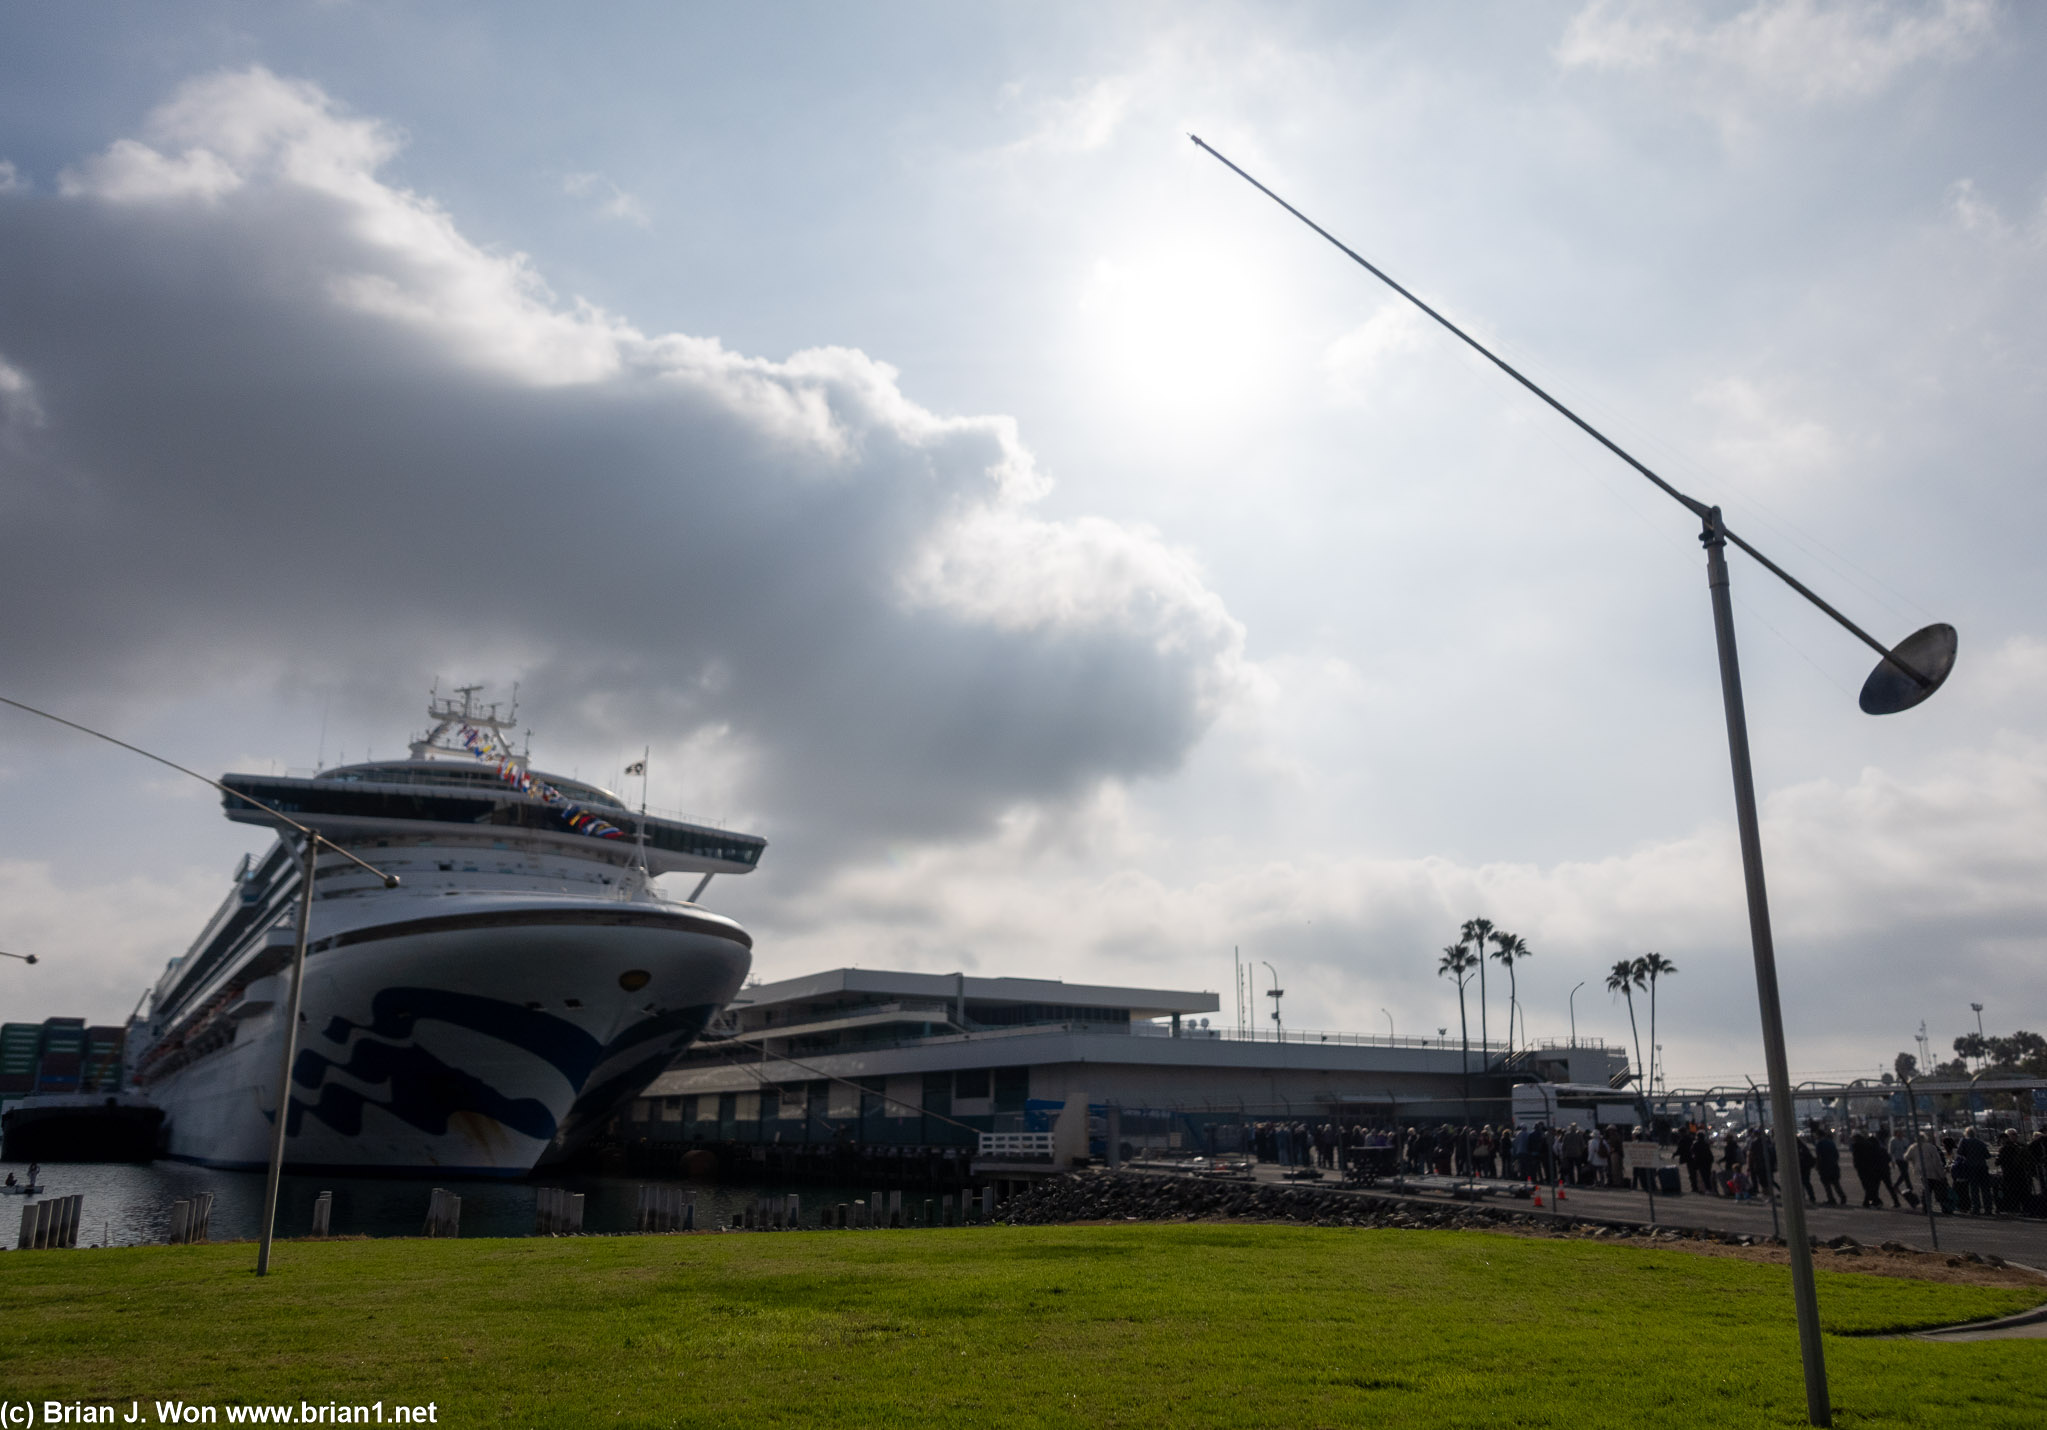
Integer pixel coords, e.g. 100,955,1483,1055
3,1224,2042,1428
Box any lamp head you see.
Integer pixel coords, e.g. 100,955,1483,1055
1860,623,1958,715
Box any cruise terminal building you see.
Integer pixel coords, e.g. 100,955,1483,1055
622,967,1628,1156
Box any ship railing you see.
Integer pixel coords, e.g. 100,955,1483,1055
684,1021,1624,1066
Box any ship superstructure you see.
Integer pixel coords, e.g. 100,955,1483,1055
131,688,762,1175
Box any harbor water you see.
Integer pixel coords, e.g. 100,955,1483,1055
3,1161,860,1247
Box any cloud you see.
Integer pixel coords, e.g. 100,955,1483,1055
0,68,1243,871
1558,0,1997,107
746,727,2047,1082
562,170,651,228
999,76,1135,155
0,160,23,193
0,859,221,1022
1692,375,1843,490
1324,302,1434,402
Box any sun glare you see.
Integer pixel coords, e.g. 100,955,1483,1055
1074,243,1291,428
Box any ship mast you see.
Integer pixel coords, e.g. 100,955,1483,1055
410,681,525,768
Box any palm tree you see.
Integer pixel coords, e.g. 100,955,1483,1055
1461,917,1494,1064
1490,932,1531,1055
1635,953,1677,1095
1439,942,1478,1117
1606,958,1646,1096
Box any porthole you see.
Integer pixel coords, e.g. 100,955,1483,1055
618,969,651,992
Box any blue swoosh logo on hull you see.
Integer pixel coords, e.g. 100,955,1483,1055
319,987,604,1084
278,987,718,1156
288,1037,558,1141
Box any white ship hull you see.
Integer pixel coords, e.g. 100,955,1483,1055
143,892,751,1176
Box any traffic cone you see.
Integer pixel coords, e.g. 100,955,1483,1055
1532,1191,1544,1207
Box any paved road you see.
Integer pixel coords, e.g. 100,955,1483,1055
1239,1163,2047,1266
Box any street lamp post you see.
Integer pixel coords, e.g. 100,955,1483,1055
1262,961,1283,1041
1569,980,1585,1047
1190,137,1962,1428
1381,1008,1394,1040
0,950,38,964
1899,1073,1940,1250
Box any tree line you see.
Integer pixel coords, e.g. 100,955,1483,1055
1436,919,1677,1092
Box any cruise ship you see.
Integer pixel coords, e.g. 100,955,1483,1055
130,688,763,1176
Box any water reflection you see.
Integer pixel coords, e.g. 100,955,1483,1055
3,1162,856,1246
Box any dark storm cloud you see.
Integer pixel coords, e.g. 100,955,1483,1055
0,70,1241,857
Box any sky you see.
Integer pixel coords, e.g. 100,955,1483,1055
1,0,2042,1091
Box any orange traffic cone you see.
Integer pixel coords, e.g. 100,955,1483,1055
1532,1191,1544,1207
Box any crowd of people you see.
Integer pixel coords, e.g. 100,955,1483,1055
1238,1116,2047,1217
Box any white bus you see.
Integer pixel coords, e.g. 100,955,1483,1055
1512,1081,1645,1132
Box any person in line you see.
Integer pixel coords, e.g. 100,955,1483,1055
1908,1132,1951,1214
1795,1133,1818,1205
1564,1122,1591,1186
1746,1129,1774,1200
1955,1128,1993,1215
1888,1125,1919,1207
1681,1127,1709,1194
1812,1127,1844,1206
1850,1130,1897,1209
1872,1126,1905,1208
1996,1129,2030,1215
1688,1129,1715,1196
2030,1130,2047,1218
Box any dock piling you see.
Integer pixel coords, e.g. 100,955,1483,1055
310,1191,333,1238
423,1187,461,1238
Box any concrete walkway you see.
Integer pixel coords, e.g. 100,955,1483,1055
1225,1161,2047,1266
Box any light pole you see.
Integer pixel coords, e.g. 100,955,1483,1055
1381,1008,1394,1040
1971,1002,1986,1069
1191,137,1961,1429
1898,1073,1940,1250
1262,961,1283,1041
0,949,38,964
1569,980,1585,1046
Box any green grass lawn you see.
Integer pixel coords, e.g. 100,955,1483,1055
3,1225,2042,1428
